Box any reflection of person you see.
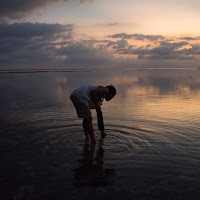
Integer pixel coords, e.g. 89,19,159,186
70,85,116,144
74,139,115,187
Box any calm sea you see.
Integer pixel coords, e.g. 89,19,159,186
0,68,200,199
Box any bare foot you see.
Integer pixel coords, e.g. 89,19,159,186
91,139,96,144
84,133,89,141
85,136,89,141
101,131,107,138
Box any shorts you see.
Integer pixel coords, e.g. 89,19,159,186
70,94,92,119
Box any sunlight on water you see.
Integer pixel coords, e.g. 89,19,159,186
0,69,200,199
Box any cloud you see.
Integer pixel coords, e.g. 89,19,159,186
80,0,94,4
147,41,197,60
150,41,188,56
0,0,65,19
0,0,91,19
180,44,200,55
180,37,199,41
116,41,195,60
58,41,114,65
96,22,120,27
0,22,116,69
0,22,199,69
106,23,120,26
0,23,73,56
0,23,73,38
0,22,73,68
107,39,129,49
108,33,165,41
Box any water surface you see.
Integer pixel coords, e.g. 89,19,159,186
0,68,200,199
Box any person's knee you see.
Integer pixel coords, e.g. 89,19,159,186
84,117,93,131
84,117,92,123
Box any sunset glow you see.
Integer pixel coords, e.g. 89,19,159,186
0,0,199,69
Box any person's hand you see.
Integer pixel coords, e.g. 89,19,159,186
91,139,96,144
101,131,107,138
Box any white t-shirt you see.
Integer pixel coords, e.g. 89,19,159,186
71,85,104,109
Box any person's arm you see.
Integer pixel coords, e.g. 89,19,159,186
90,87,108,133
97,108,107,137
96,106,104,131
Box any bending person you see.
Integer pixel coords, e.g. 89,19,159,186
70,85,116,144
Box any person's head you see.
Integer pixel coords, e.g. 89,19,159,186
105,85,116,101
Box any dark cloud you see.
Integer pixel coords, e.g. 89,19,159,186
148,41,196,60
116,41,194,60
108,33,132,39
0,22,116,69
150,41,188,56
96,22,120,27
0,23,73,57
107,39,129,49
106,23,120,26
0,22,199,69
0,23,73,38
0,23,73,68
180,37,199,41
80,0,94,4
179,44,200,55
0,0,90,19
0,0,67,19
118,48,149,56
108,33,165,41
58,41,114,65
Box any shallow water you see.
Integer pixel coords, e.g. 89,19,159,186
0,68,200,199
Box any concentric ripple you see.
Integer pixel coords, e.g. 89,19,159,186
1,69,200,199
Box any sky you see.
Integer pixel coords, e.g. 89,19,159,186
0,0,200,69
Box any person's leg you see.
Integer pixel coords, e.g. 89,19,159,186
84,117,96,144
71,96,95,143
83,118,89,141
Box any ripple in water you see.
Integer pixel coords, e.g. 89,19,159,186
1,69,200,199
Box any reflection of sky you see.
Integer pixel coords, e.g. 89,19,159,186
1,69,200,121
2,69,200,100
1,69,200,198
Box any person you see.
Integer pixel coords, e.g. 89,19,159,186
70,85,116,144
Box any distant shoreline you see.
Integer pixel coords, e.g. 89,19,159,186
0,67,198,74
0,69,93,74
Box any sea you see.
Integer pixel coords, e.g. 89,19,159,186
0,68,200,199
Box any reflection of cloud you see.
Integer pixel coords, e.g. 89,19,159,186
177,85,191,95
112,76,138,85
55,76,69,102
56,86,64,100
127,86,159,96
56,77,68,84
103,70,200,124
107,69,200,99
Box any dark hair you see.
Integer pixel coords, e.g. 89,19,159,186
106,85,116,97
